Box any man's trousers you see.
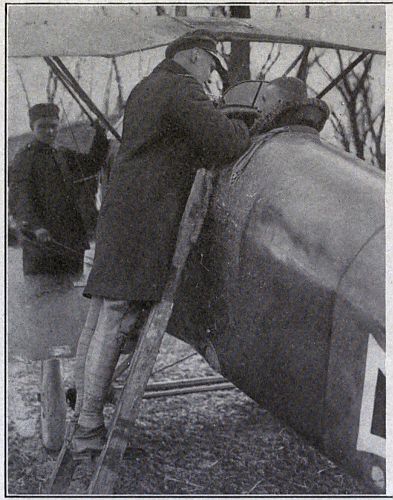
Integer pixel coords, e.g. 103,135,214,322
73,297,149,430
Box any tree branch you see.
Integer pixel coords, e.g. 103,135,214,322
257,44,281,80
112,57,125,113
15,67,31,109
330,111,351,152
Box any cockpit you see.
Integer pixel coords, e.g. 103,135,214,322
219,80,269,128
219,79,329,133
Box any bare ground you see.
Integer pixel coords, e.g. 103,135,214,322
7,334,369,495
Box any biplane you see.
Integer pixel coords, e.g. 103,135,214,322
7,4,386,493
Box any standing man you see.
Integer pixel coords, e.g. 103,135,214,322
8,102,109,451
72,30,251,456
9,103,109,277
8,102,109,450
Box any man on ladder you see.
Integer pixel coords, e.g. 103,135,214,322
72,30,250,460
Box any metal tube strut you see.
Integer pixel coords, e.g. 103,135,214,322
317,52,369,98
51,56,121,142
44,57,95,125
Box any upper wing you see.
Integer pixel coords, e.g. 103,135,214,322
8,4,385,58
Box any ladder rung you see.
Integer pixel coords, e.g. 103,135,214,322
113,375,228,393
112,378,235,399
142,382,235,399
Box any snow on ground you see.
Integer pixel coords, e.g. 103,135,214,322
8,332,370,494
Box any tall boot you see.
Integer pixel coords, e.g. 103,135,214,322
73,300,142,455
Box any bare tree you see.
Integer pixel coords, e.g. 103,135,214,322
296,47,311,82
74,58,84,120
74,58,82,83
103,60,113,116
46,69,58,103
283,47,325,84
315,51,385,170
15,67,31,109
362,82,385,169
227,6,251,86
330,110,351,152
156,6,166,16
295,47,326,83
256,44,281,81
102,57,125,117
208,6,227,17
112,57,125,114
275,5,310,19
175,6,187,17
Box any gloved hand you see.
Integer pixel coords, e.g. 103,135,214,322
34,227,51,243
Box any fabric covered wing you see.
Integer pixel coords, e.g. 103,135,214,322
8,5,385,58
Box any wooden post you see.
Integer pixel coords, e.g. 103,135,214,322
40,359,67,451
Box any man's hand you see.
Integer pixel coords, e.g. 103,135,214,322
34,227,51,243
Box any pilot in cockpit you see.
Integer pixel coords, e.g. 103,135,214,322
220,75,329,135
250,76,330,134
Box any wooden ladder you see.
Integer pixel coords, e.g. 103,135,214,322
88,167,213,494
45,168,213,494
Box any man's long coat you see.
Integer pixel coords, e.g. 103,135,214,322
9,131,108,274
85,58,250,301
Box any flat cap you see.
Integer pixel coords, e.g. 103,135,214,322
29,103,60,124
166,30,228,72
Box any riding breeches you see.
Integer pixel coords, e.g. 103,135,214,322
73,297,148,429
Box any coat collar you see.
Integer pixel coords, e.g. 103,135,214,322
29,139,56,152
155,58,194,77
251,98,329,135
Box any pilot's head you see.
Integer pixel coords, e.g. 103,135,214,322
166,30,228,87
29,103,60,145
253,77,330,134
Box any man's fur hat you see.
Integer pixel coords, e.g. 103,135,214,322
251,77,330,135
29,103,59,127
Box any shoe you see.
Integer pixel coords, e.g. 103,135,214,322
72,424,106,460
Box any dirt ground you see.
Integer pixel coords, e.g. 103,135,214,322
7,334,370,495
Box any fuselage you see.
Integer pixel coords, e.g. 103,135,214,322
169,125,385,491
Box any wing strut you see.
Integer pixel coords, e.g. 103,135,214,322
44,57,95,126
43,56,122,142
317,52,369,98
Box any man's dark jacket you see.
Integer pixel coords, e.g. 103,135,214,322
85,58,250,301
9,130,108,275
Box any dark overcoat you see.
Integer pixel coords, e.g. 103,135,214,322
85,58,250,301
9,130,108,275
